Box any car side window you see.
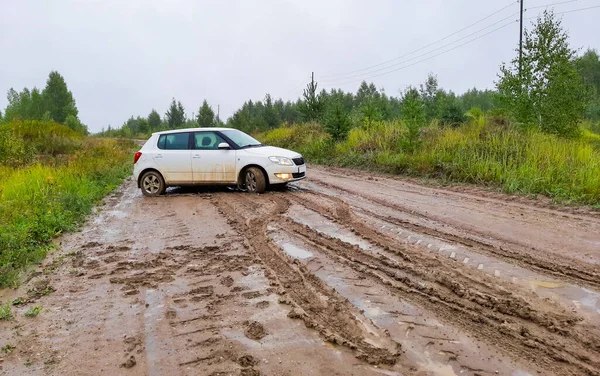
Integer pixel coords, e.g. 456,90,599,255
157,133,190,150
194,132,228,150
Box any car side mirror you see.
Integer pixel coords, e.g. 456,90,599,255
217,142,230,150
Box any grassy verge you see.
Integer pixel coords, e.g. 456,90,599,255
0,121,135,287
258,121,600,206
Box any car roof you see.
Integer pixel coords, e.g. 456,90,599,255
152,127,235,135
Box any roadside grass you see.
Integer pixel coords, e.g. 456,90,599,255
24,306,43,318
0,301,13,320
1,343,16,354
0,121,136,288
258,120,600,206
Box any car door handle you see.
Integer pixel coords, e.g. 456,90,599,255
155,154,162,159
193,154,201,159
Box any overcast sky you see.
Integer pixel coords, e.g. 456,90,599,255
1,0,599,132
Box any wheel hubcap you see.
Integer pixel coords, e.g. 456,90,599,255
143,175,160,194
246,171,257,192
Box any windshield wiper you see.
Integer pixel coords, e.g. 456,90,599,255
241,143,263,149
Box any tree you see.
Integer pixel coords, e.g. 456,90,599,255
42,71,78,124
137,117,149,134
496,11,587,136
576,49,600,94
299,74,324,122
419,73,441,121
64,114,88,134
576,49,600,122
400,87,426,151
148,109,162,131
324,97,351,141
30,88,44,120
165,98,186,128
360,100,382,127
263,94,281,129
438,92,466,126
197,100,215,127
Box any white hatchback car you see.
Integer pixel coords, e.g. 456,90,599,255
133,128,306,196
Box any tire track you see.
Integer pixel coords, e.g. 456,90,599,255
301,178,600,290
211,193,402,365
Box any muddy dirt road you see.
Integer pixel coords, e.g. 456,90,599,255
1,167,599,376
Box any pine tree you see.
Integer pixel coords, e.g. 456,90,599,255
324,98,351,141
401,87,426,151
299,74,323,122
197,100,215,127
165,98,186,128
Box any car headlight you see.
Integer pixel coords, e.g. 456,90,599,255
269,156,294,166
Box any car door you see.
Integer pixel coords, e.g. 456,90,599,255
192,131,237,183
154,132,193,184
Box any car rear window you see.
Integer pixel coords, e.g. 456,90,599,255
157,133,190,150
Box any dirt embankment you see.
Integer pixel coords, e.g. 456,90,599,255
1,169,599,376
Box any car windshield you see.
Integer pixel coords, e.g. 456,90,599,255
221,129,263,149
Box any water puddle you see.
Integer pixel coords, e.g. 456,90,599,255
286,205,374,251
268,224,314,259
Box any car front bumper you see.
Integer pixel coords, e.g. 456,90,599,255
268,164,307,185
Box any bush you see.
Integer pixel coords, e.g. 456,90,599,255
259,122,331,162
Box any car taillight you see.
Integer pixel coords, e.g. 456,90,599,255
134,152,142,164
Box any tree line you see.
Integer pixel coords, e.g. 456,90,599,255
0,71,87,134
105,13,599,141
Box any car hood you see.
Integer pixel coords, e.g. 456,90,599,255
241,145,301,159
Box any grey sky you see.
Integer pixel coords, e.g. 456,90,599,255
1,0,599,133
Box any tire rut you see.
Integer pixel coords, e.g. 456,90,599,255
282,191,600,375
302,179,600,290
211,193,402,365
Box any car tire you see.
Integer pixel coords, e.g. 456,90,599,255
245,167,266,194
140,171,166,197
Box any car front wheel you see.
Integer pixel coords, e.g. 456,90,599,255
141,171,166,197
245,167,266,194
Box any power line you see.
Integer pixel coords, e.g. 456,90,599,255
322,20,518,88
320,0,516,79
321,13,518,84
282,77,311,96
527,0,578,10
525,4,600,18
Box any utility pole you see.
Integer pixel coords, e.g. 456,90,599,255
519,0,524,74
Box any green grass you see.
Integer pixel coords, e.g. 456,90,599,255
258,120,600,206
0,121,136,287
1,343,16,354
0,301,13,320
24,306,43,318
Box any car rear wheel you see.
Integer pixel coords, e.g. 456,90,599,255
141,171,166,197
245,167,266,194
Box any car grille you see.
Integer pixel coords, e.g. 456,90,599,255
292,172,306,179
292,157,305,166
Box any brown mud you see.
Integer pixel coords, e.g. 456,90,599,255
1,169,599,376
